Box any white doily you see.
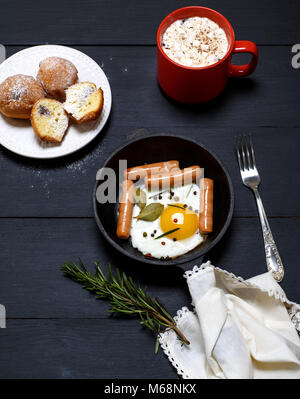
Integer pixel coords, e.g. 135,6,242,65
159,261,300,379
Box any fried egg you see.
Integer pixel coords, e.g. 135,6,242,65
130,182,204,259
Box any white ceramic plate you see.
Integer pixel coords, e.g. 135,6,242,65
0,45,112,159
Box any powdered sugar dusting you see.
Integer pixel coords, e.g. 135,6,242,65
39,56,75,73
63,82,98,119
11,85,27,101
37,57,78,95
65,140,106,174
0,75,41,102
79,85,95,102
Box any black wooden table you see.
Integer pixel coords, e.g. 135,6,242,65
0,0,299,379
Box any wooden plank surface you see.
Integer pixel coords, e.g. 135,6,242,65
0,217,299,378
4,45,299,128
0,217,299,320
0,126,299,218
0,318,177,379
0,0,299,45
0,45,299,217
0,0,299,380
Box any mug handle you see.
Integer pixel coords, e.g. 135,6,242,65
228,40,258,77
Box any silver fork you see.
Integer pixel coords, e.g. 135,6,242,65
235,135,284,282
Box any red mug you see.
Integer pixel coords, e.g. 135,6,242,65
157,6,258,103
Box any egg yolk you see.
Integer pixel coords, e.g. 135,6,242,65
160,204,198,240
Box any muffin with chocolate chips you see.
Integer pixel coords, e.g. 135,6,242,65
0,74,45,119
31,98,69,143
64,82,103,123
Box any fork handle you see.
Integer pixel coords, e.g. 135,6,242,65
253,188,284,282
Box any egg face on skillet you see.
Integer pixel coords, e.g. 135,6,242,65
130,182,204,259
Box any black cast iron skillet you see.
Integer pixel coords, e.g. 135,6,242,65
93,134,234,270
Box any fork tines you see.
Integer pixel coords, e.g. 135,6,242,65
235,135,256,171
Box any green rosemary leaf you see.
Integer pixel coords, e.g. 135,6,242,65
186,184,193,198
155,337,160,354
61,260,190,350
155,297,174,322
116,268,122,285
148,189,169,199
146,312,154,328
154,228,180,240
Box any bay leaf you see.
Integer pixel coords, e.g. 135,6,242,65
133,187,147,210
136,203,164,221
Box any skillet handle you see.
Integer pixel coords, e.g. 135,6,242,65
176,255,205,273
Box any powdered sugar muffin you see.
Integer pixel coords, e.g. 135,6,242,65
64,82,103,123
0,75,45,119
31,98,69,143
37,57,78,101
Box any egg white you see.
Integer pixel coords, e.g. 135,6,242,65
130,181,204,259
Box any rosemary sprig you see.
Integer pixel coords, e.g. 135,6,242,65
186,184,194,198
61,260,189,351
148,189,169,199
154,227,180,240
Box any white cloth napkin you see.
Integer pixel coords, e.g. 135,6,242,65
159,261,300,379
